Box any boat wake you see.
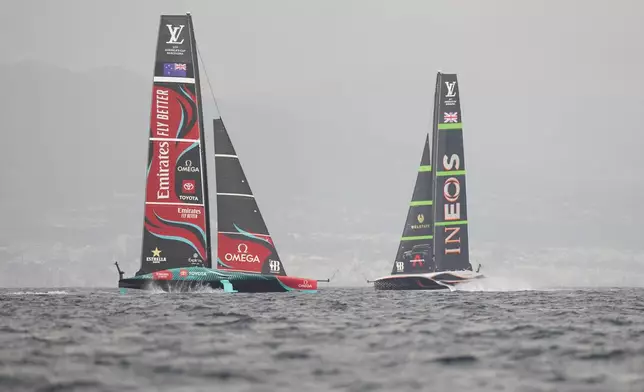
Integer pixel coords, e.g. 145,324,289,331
452,274,563,292
145,283,222,295
454,279,533,292
4,290,69,296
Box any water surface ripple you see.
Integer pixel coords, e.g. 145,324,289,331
1,288,643,391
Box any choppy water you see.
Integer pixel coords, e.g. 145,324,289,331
1,287,643,392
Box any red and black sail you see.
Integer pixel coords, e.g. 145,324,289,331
138,14,211,275
430,72,471,271
390,135,435,275
213,119,287,276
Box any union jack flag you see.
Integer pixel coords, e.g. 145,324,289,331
174,63,187,71
444,112,458,123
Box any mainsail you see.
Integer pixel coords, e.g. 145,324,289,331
430,72,471,271
138,14,211,275
390,135,435,275
213,119,287,276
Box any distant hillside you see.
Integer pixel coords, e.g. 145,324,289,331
0,62,148,233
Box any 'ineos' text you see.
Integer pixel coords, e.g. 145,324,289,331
442,153,462,255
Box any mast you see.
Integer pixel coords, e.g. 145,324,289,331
137,14,210,274
431,72,471,271
430,72,441,264
390,135,435,275
212,119,287,276
187,13,212,267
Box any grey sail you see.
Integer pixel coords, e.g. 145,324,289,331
390,135,435,275
213,119,287,276
430,72,471,271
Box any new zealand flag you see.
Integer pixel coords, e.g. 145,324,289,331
163,63,187,77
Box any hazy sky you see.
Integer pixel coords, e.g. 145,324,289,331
1,0,643,287
7,0,641,184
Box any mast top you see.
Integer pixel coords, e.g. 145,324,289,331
186,11,191,15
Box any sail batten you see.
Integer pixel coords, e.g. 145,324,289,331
217,193,255,198
137,14,210,275
153,76,196,84
148,137,200,142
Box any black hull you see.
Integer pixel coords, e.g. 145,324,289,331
119,278,297,293
116,268,318,293
373,272,484,291
374,276,449,290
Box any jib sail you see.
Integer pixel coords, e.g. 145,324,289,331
213,119,287,276
391,135,435,275
431,72,471,271
138,14,211,275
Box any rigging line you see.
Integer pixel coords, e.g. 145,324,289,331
195,41,221,118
